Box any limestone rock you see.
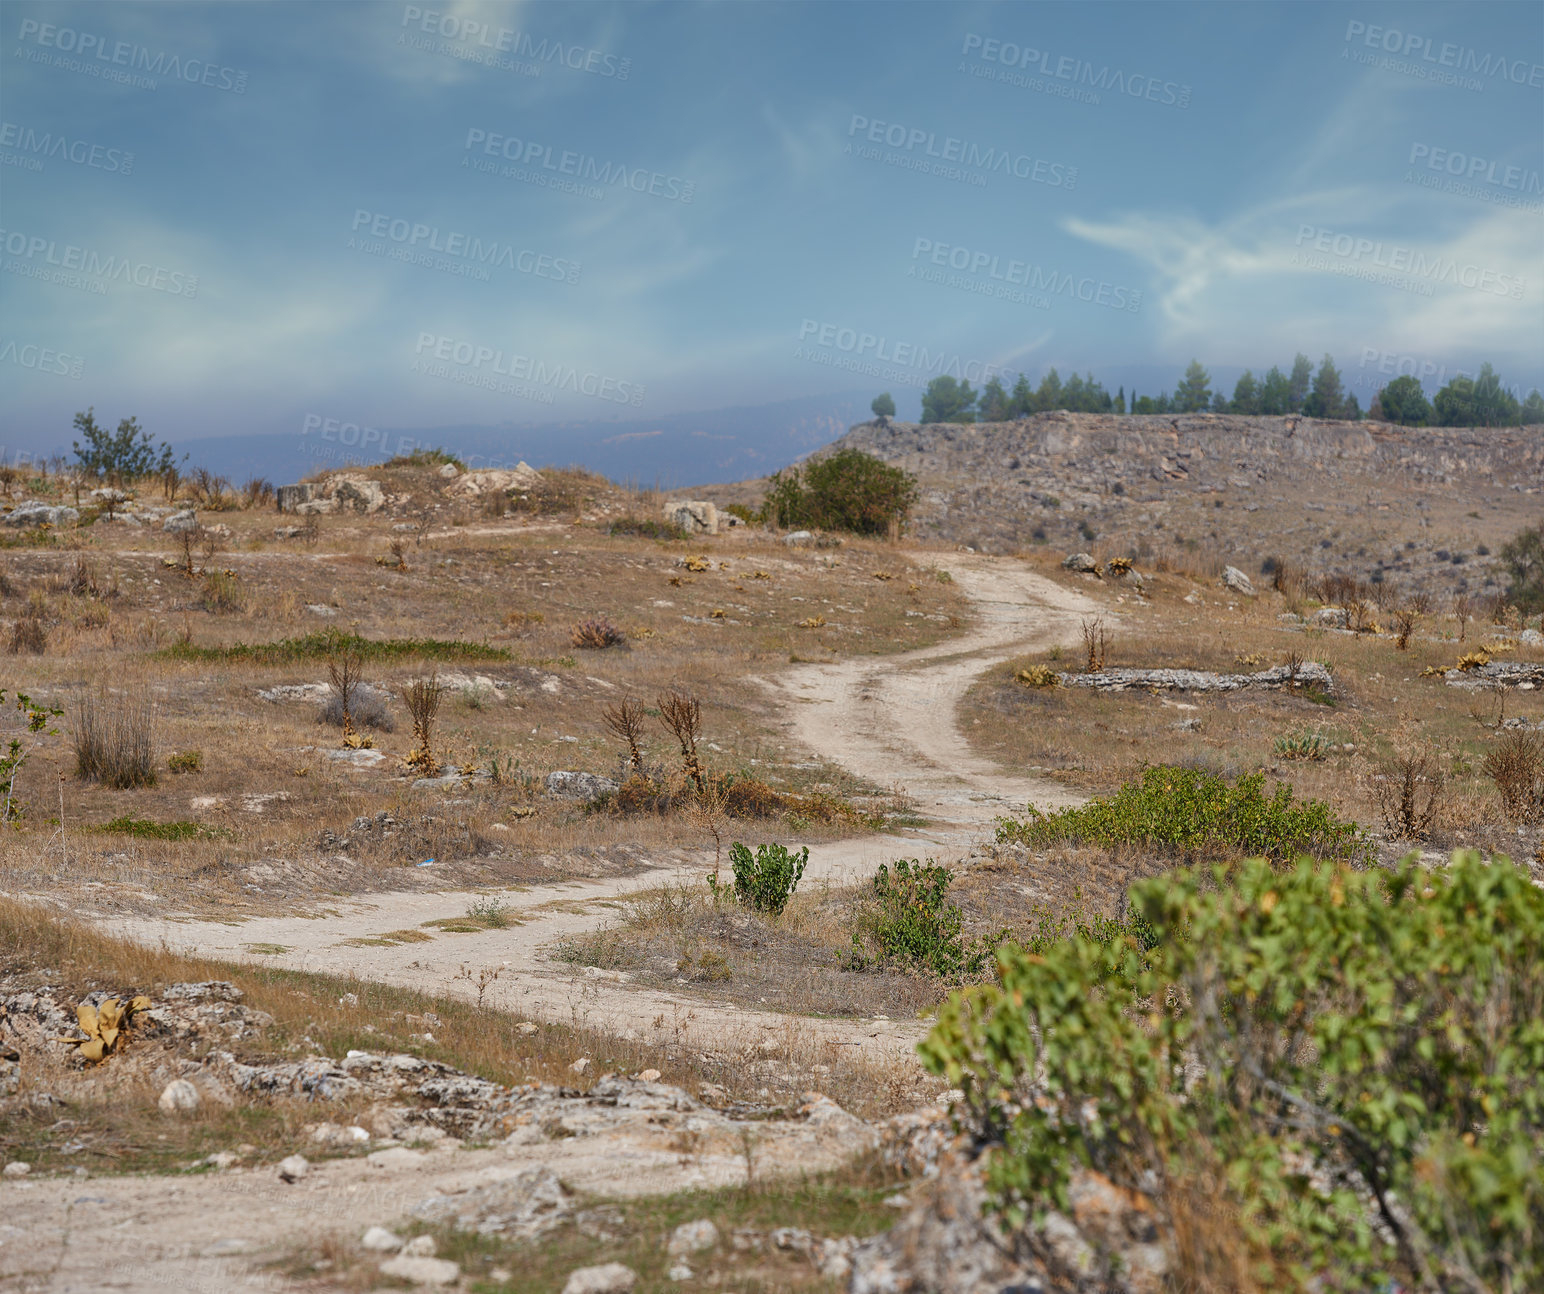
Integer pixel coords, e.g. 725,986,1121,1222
442,465,541,499
277,1154,309,1182
360,1226,403,1252
162,509,199,533
545,771,619,801
411,1165,573,1239
562,1263,637,1294
667,1219,719,1256
5,501,79,528
1221,565,1256,596
157,1079,202,1114
1061,552,1099,573
378,1255,460,1286
3,1161,30,1178
663,500,718,535
783,530,813,546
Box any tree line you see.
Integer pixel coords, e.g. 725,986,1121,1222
877,355,1544,428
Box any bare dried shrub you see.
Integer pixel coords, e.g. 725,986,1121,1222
1366,743,1446,841
1314,572,1362,607
1283,650,1304,692
1454,593,1473,643
73,693,156,788
65,554,101,598
1392,608,1417,650
657,690,705,794
8,610,46,655
1346,600,1379,634
317,684,394,733
241,477,274,508
198,570,245,615
572,618,626,649
1081,616,1109,673
601,697,647,771
1482,731,1544,824
404,672,445,776
326,648,370,748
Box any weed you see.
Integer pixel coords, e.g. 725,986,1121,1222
317,684,394,733
572,618,627,649
8,607,46,655
198,569,245,615
166,750,203,774
92,817,221,841
1392,608,1418,650
1015,665,1060,688
404,672,445,776
73,693,156,789
607,517,686,541
718,840,808,915
326,646,372,749
1365,744,1446,841
1081,616,1109,672
465,896,513,928
1274,732,1329,762
1482,731,1544,824
849,858,1001,979
657,691,705,795
601,698,647,772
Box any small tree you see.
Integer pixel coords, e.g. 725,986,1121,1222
71,408,184,485
1287,351,1314,411
920,375,977,424
1302,353,1345,419
1173,359,1212,412
1498,524,1544,613
870,392,896,426
765,449,919,536
1374,375,1432,425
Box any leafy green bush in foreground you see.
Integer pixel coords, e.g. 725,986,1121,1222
995,764,1371,864
920,850,1544,1290
848,858,1001,979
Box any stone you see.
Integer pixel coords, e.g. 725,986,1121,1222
667,1219,719,1256
411,1165,573,1240
3,1162,30,1178
1062,662,1332,694
5,501,79,528
783,530,813,546
442,465,541,499
544,771,619,801
570,1057,592,1075
157,1079,202,1114
378,1255,461,1286
663,500,718,535
438,462,459,478
294,498,337,515
666,1261,693,1281
401,1235,437,1257
162,509,199,533
331,477,387,513
275,483,317,512
1062,552,1099,573
636,1068,661,1082
361,1227,403,1252
273,525,306,539
1314,606,1349,628
562,1262,637,1294
1520,628,1543,646
1221,565,1256,596
276,1154,310,1182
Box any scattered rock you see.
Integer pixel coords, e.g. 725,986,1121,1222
562,1262,637,1294
3,1162,30,1179
666,1261,693,1281
636,1068,660,1082
570,1057,592,1075
157,1079,202,1114
1064,662,1332,693
1221,565,1256,596
1061,552,1099,573
325,747,387,767
545,771,618,802
361,1227,402,1252
668,1219,719,1256
662,500,718,535
5,501,79,528
442,465,541,499
402,1235,437,1257
411,1166,573,1240
276,1154,310,1183
438,462,459,479
378,1255,461,1286
1314,607,1349,628
162,509,199,533
273,525,306,540
783,530,813,546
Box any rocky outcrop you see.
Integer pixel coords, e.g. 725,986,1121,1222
442,465,541,499
1060,662,1333,692
276,475,389,515
663,500,719,535
4,501,78,527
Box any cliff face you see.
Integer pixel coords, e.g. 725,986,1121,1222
828,413,1544,599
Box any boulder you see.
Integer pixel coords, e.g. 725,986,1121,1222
361,1227,403,1252
378,1255,460,1286
5,501,78,528
783,530,814,546
275,483,317,512
411,1165,573,1240
162,509,199,533
277,1154,309,1182
663,500,718,535
157,1079,202,1114
331,477,386,513
437,462,459,479
442,466,541,499
544,771,619,801
1221,565,1256,597
668,1219,719,1256
1061,552,1099,573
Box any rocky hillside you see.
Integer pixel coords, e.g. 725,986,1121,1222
832,413,1544,602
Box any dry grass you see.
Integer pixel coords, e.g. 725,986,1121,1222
72,692,157,788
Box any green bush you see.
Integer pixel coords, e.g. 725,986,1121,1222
995,765,1371,864
920,850,1544,1291
764,449,919,536
1499,523,1544,614
720,840,807,914
849,858,1000,979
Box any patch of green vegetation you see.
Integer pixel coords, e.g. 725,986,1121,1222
848,858,1002,979
156,630,511,665
243,943,291,956
995,765,1371,863
923,850,1544,1292
606,516,687,540
383,447,463,470
91,817,223,841
340,929,435,947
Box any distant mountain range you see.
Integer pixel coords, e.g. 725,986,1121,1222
157,393,875,489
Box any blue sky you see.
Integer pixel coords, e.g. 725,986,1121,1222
2,0,1541,468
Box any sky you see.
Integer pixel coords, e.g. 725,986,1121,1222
1,0,1541,474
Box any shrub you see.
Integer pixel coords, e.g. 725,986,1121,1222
403,672,444,776
73,694,156,788
466,896,512,928
721,775,783,818
721,840,808,914
1366,744,1445,840
1499,523,1544,613
571,618,627,649
167,750,202,774
607,516,686,540
849,858,1000,979
316,684,394,732
1274,731,1329,761
384,447,463,470
764,448,919,536
920,850,1544,1292
8,611,46,655
996,765,1371,863
1482,730,1544,824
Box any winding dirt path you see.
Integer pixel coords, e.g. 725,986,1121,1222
106,555,1099,1060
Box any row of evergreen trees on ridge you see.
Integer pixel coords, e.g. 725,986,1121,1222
874,354,1544,427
